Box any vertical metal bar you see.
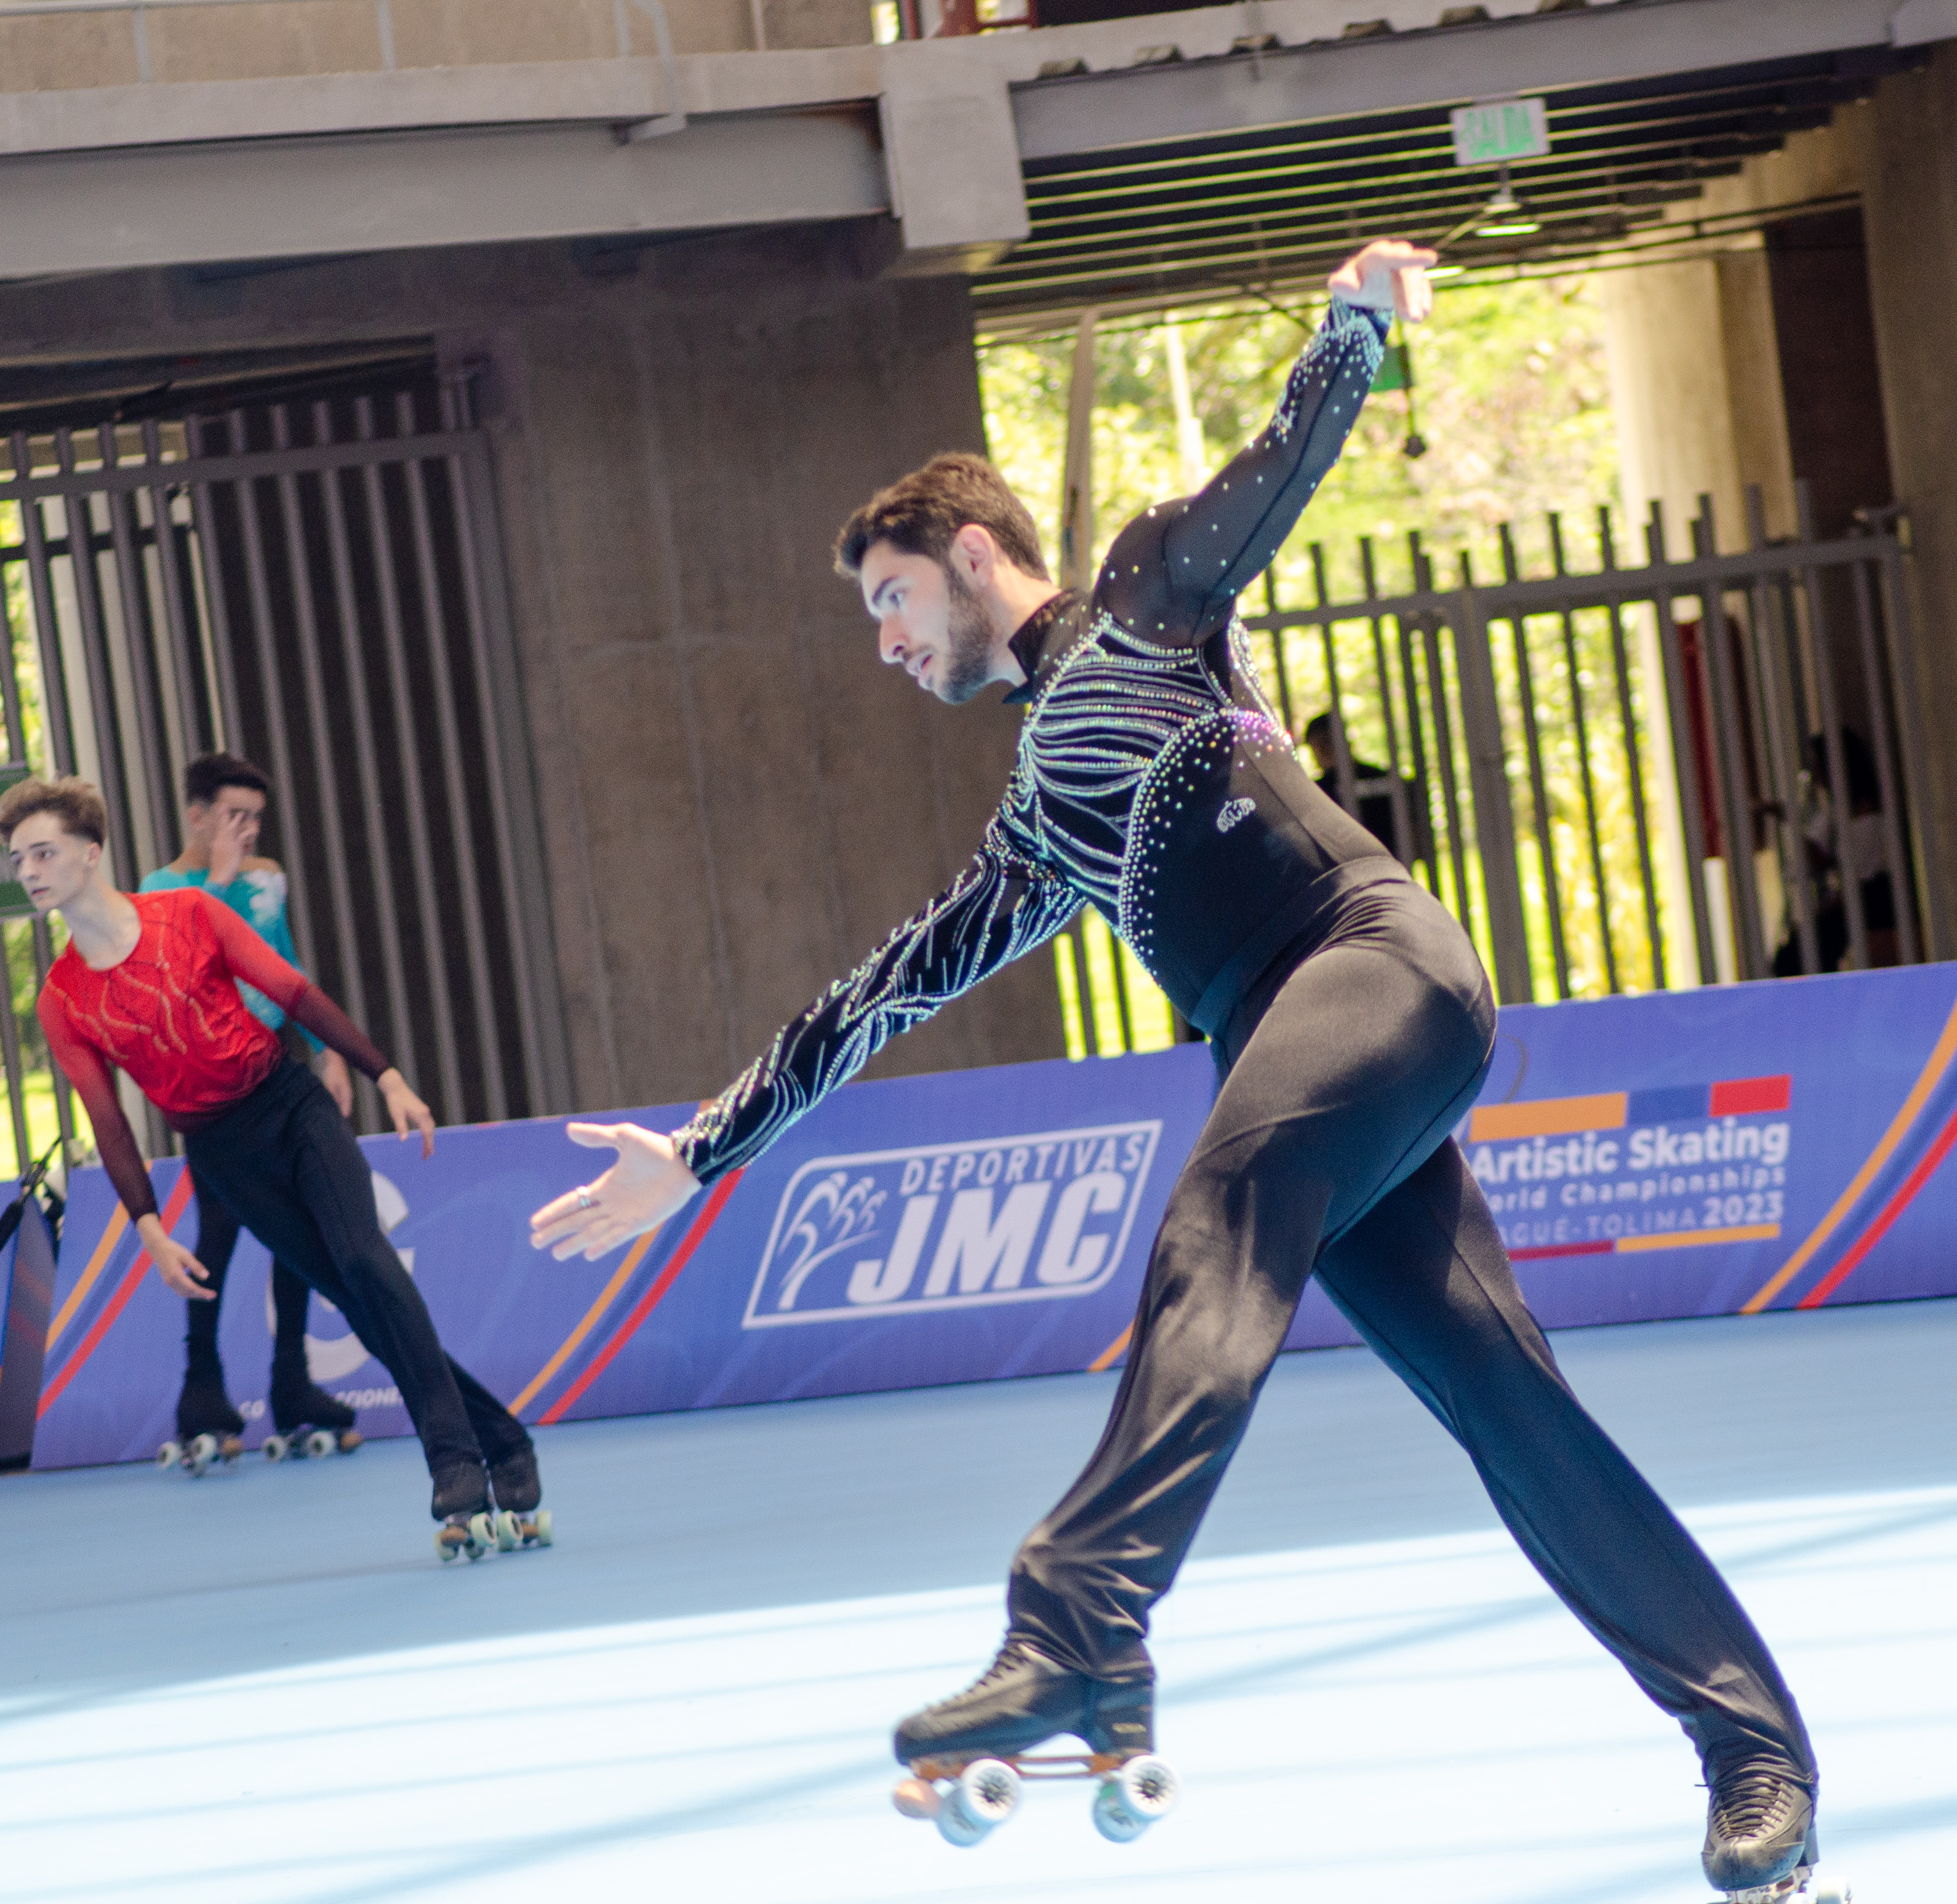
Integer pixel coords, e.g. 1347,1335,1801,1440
97,425,177,863
1261,572,1294,737
313,402,414,1087
1311,544,1358,817
1549,514,1617,993
1452,561,1534,1004
397,393,506,1121
1070,913,1100,1057
56,436,139,890
29,917,73,1145
0,932,30,1179
1415,539,1474,934
142,419,209,760
225,410,321,978
1360,537,1415,869
1691,497,1768,978
1846,554,1917,964
270,407,373,1098
1497,526,1567,997
1646,503,1715,984
354,398,463,1120
1746,487,1819,977
185,415,245,755
10,437,76,775
441,396,563,1113
1874,541,1948,958
1597,510,1663,989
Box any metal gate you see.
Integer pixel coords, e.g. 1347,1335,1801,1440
1,372,570,1175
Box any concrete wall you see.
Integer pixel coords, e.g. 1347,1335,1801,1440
0,225,1066,1111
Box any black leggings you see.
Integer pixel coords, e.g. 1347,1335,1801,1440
184,1060,526,1478
1007,880,1815,1784
181,1175,311,1383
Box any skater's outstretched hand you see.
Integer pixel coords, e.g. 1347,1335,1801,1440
141,1215,215,1301
1327,239,1439,323
378,1068,436,1158
530,1123,702,1261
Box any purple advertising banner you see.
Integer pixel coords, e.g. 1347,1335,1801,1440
11,963,1957,1469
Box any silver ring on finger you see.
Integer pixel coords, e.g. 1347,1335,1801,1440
577,1188,594,1210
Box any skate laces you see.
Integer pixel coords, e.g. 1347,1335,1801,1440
1709,1762,1804,1841
934,1640,1042,1709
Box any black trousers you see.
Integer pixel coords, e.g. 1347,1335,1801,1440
181,1174,311,1383
1007,880,1815,1784
184,1060,527,1479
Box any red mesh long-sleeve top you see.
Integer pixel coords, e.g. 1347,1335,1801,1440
38,887,391,1221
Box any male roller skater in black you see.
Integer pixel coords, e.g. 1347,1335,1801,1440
530,240,1819,1897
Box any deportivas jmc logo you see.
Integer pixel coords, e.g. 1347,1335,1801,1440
743,1121,1163,1328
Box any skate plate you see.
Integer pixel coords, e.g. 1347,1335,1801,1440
1714,1867,1850,1904
155,1433,243,1476
263,1427,362,1462
894,1749,1178,1847
435,1511,497,1563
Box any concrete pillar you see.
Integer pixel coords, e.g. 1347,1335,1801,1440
0,223,1065,1114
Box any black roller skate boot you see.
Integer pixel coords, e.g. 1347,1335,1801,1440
264,1359,362,1462
891,1637,1177,1846
432,1458,495,1563
488,1439,552,1552
161,1371,247,1475
1702,1755,1817,1899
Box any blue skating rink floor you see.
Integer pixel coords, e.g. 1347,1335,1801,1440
3,1297,1954,1904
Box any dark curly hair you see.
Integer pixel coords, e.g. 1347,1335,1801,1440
834,452,1049,582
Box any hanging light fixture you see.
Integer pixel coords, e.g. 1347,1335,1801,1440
1476,164,1540,238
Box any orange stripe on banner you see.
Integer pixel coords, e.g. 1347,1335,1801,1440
1087,1324,1133,1373
1468,1094,1627,1142
1797,1104,1957,1310
37,1173,195,1419
507,1231,659,1418
538,1170,743,1426
1743,993,1957,1313
44,1205,130,1349
1617,1222,1779,1255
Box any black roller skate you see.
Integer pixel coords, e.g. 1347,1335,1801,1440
157,1371,246,1476
263,1362,362,1463
890,1636,1178,1848
1703,1759,1846,1903
432,1458,496,1563
488,1440,553,1553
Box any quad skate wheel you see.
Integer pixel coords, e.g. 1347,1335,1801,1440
957,1759,1021,1828
1091,1779,1150,1844
465,1512,495,1560
304,1429,336,1460
531,1508,554,1548
1807,1882,1851,1904
436,1527,462,1562
934,1787,991,1847
156,1440,181,1471
892,1777,941,1821
263,1433,290,1463
185,1433,218,1478
1115,1754,1178,1822
493,1510,520,1553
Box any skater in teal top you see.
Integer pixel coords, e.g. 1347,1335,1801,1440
138,752,362,1454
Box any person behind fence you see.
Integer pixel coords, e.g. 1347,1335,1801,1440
1770,727,1899,974
140,751,360,1456
527,237,1821,1898
1302,709,1432,876
1,774,544,1552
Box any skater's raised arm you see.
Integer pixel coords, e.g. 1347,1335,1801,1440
1095,239,1434,651
530,828,1080,1260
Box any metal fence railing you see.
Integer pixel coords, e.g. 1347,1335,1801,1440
1053,478,1944,1055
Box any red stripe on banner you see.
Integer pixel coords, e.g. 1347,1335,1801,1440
1797,1104,1957,1311
37,1172,196,1419
538,1170,743,1426
1709,1074,1791,1117
1509,1240,1614,1261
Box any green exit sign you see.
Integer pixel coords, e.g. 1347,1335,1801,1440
1450,97,1550,166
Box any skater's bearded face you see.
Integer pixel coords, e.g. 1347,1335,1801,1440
860,543,997,706
6,812,100,912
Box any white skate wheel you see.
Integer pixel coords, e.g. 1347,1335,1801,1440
532,1508,554,1548
436,1528,460,1562
892,1777,941,1820
156,1441,181,1470
1115,1755,1178,1821
263,1434,289,1462
304,1429,335,1460
465,1512,495,1560
958,1759,1021,1827
187,1434,216,1477
493,1511,520,1552
1808,1881,1851,1904
1091,1780,1150,1844
934,1788,990,1847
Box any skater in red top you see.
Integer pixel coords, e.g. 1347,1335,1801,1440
3,774,543,1556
